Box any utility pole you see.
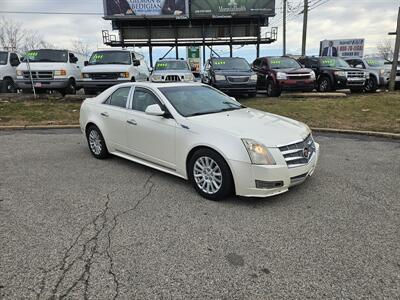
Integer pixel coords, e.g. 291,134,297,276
283,0,287,55
389,7,400,92
301,0,308,56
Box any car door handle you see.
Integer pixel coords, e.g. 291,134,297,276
127,119,137,125
100,112,109,117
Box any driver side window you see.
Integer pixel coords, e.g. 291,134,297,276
132,88,159,112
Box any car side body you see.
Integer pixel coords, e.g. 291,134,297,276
0,51,20,93
80,82,319,199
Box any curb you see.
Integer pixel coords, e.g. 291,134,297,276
312,128,400,140
0,125,399,140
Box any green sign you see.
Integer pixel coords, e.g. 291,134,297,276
187,47,200,59
191,0,275,18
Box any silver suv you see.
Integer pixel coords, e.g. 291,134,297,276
344,57,400,92
150,59,195,83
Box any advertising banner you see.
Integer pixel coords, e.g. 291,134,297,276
187,46,201,73
190,0,275,18
104,0,189,18
320,39,365,58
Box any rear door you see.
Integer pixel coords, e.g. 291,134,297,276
125,87,177,169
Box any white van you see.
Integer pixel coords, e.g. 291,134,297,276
78,49,150,94
0,51,20,93
16,49,83,95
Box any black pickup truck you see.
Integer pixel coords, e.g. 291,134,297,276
298,56,369,93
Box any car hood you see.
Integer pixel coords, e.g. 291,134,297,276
189,108,310,147
152,69,192,75
272,67,313,73
17,62,65,71
82,64,131,73
323,67,365,72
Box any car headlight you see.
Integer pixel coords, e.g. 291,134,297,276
364,72,370,79
214,74,226,81
250,74,257,81
54,70,67,76
184,74,194,81
17,70,23,77
242,139,276,165
82,73,90,79
151,75,163,82
119,72,130,78
310,71,316,80
334,71,346,77
276,72,287,80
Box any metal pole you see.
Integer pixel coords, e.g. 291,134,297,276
389,7,400,92
202,24,206,65
26,56,36,99
301,0,308,56
283,0,287,55
256,18,261,57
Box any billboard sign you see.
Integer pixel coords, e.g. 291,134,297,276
190,0,275,18
320,39,365,58
104,0,189,18
187,46,201,73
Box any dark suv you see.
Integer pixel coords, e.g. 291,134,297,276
298,56,368,93
252,56,316,97
201,57,257,96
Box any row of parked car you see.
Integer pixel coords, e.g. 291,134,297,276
1,48,399,97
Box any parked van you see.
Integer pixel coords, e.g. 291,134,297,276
78,49,150,95
16,49,83,95
0,51,20,93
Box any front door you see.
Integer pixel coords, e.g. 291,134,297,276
125,87,176,169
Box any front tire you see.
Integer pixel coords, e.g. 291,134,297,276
1,78,16,93
86,125,109,159
266,79,282,97
318,76,333,92
188,148,234,201
365,77,378,93
60,79,76,96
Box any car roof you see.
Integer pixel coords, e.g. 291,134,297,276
115,82,204,89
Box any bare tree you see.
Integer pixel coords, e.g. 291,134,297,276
377,40,395,61
20,31,55,53
71,39,92,59
0,17,26,51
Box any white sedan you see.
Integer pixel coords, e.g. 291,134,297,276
80,82,320,200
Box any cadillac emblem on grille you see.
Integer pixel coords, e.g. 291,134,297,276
303,147,310,159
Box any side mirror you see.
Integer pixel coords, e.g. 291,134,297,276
149,67,153,73
84,61,89,66
301,64,305,68
133,59,141,66
145,104,165,116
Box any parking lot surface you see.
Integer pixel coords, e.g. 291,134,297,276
0,129,399,299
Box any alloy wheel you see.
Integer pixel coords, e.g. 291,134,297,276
193,156,223,195
89,130,102,155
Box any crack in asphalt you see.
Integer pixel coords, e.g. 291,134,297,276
33,173,155,300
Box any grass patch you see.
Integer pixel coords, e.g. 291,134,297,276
242,92,400,133
0,101,81,126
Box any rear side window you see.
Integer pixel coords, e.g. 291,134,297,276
105,87,131,108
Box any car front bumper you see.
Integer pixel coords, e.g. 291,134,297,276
334,76,366,89
278,79,315,91
230,142,320,198
15,78,69,89
77,79,131,89
212,81,257,94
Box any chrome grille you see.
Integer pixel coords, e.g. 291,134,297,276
279,135,316,168
89,73,119,80
287,73,311,80
347,71,365,78
23,71,53,80
227,76,249,83
165,75,182,82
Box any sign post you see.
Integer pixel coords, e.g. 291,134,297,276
389,7,400,92
187,46,201,74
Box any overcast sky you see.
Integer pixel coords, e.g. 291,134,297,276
1,0,399,62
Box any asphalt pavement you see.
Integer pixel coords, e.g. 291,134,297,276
0,129,399,299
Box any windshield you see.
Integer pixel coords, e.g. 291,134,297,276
319,57,350,68
365,58,386,67
0,52,7,65
155,61,189,71
159,85,244,117
23,50,68,63
89,51,131,65
269,57,301,69
211,58,251,71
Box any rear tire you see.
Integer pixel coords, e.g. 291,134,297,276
86,125,109,159
266,79,282,97
188,148,234,201
1,78,16,93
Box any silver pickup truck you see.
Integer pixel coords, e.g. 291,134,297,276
344,57,400,92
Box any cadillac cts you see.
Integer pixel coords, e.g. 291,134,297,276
80,82,320,200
